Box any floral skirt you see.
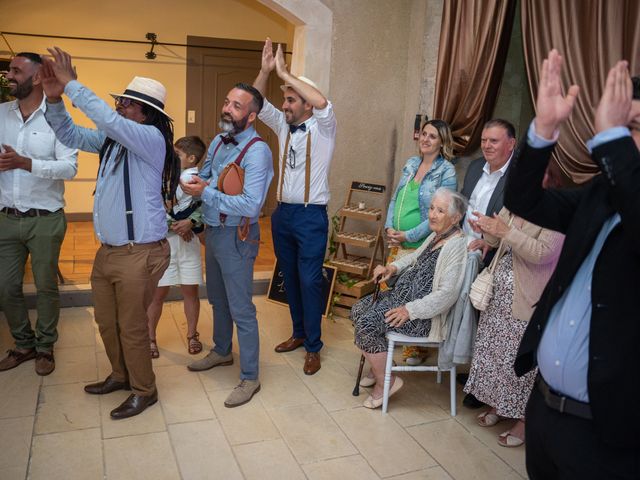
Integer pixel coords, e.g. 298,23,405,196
464,251,537,419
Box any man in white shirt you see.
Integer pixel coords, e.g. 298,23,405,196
461,119,516,257
0,52,78,376
254,38,337,375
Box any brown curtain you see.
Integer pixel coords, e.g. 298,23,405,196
522,0,640,184
432,0,517,155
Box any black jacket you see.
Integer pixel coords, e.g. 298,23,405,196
505,136,640,448
461,157,509,217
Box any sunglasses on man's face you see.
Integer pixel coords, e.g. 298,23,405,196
115,97,140,108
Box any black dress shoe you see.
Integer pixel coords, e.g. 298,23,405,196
463,392,485,409
110,390,158,420
84,375,131,395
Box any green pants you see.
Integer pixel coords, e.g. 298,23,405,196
0,210,66,352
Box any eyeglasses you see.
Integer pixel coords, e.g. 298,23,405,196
287,145,296,169
115,97,139,108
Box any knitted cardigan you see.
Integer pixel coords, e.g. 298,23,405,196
484,207,564,321
391,233,468,342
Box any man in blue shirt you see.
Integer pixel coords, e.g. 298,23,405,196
506,50,640,478
41,47,179,420
182,83,273,408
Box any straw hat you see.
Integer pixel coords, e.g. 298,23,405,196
280,76,320,95
110,76,171,119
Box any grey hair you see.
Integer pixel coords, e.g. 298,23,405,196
432,187,468,219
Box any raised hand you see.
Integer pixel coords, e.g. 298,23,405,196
40,57,65,100
261,38,276,74
534,49,580,138
45,47,78,86
594,61,632,133
274,43,289,79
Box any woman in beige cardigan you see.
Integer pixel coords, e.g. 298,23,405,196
464,206,564,447
351,188,468,409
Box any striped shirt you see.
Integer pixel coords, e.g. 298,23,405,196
45,80,167,245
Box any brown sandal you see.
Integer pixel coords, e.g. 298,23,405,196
150,339,160,359
187,332,202,355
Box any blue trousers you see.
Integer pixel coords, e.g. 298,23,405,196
205,223,260,380
271,203,328,353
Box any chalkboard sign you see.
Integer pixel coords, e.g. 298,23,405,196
350,181,385,194
267,261,337,318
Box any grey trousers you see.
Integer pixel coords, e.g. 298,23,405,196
205,223,260,380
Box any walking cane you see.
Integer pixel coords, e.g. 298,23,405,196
352,281,381,396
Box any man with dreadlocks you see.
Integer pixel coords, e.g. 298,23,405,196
41,47,180,419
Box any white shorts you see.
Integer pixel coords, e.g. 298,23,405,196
158,232,203,286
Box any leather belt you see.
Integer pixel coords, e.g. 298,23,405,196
537,375,593,420
101,239,167,250
2,207,61,217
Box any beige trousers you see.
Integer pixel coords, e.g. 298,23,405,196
91,240,169,396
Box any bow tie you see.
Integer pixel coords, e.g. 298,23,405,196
221,134,238,146
289,123,306,134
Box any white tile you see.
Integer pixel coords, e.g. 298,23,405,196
0,363,41,418
407,419,522,480
104,431,180,480
233,439,305,480
42,345,97,386
0,416,33,480
332,408,436,477
208,389,280,445
269,403,357,464
302,454,379,480
169,420,243,480
35,382,100,434
155,364,214,424
29,428,103,479
259,364,317,410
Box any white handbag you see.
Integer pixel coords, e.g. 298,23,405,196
469,216,512,311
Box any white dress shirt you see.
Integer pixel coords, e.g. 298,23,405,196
0,97,78,211
463,157,511,241
258,99,337,205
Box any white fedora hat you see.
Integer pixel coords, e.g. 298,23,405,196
280,76,321,95
110,76,171,119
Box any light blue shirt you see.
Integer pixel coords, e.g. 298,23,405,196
45,80,168,245
527,121,630,402
199,127,273,227
385,155,457,242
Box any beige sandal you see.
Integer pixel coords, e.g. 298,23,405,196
150,339,159,359
497,430,524,448
187,332,202,355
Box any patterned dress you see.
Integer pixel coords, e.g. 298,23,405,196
464,250,537,419
352,247,440,353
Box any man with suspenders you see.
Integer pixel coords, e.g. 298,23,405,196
254,39,337,375
41,48,178,419
183,83,273,408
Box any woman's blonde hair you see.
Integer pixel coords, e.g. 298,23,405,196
422,119,454,161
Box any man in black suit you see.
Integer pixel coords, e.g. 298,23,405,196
461,119,516,259
458,118,516,408
506,50,640,479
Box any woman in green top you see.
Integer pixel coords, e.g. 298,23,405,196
384,119,457,365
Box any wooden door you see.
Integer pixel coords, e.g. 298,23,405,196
186,36,284,216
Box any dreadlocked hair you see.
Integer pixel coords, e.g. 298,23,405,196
97,104,181,205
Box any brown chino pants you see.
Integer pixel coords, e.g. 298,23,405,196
91,240,169,396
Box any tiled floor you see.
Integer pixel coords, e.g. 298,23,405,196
0,298,526,480
24,218,277,285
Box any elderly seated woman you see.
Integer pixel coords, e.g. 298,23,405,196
351,188,468,408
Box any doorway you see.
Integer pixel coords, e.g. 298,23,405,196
186,36,285,216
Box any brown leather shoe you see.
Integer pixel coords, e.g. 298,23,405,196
303,352,321,375
274,336,305,353
0,349,36,371
110,390,158,419
35,351,55,376
84,375,132,395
